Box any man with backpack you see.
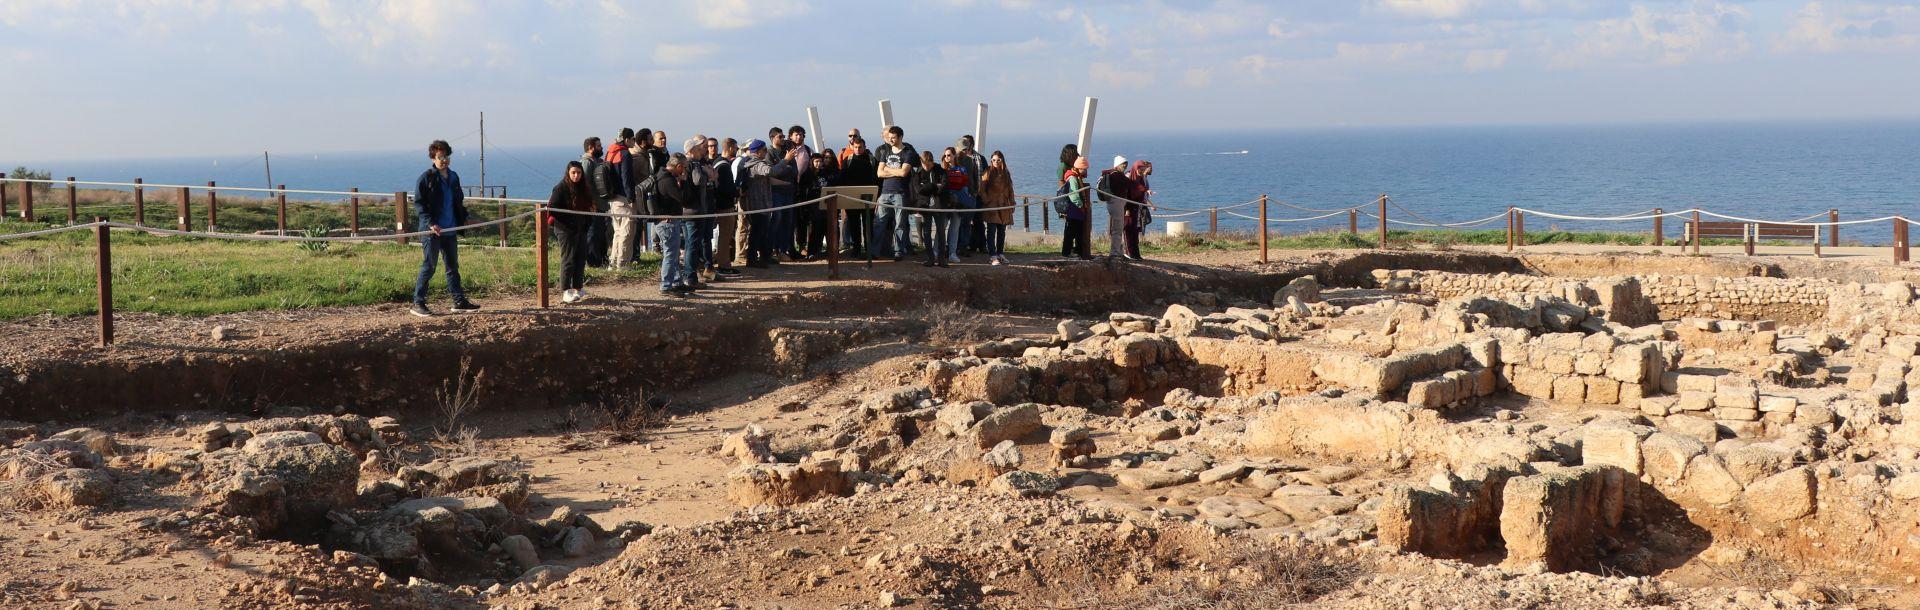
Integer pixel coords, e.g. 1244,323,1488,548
579,137,611,269
871,125,917,261
683,135,718,288
604,129,640,271
955,136,988,256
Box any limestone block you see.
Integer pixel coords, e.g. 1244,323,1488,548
1743,467,1815,522
1574,353,1605,376
1676,392,1715,412
1585,377,1622,405
1714,386,1758,411
1499,465,1635,572
1582,426,1651,475
1712,408,1761,422
1682,454,1744,505
1638,396,1676,417
1675,374,1717,393
1757,395,1797,414
1640,432,1707,485
1551,376,1586,404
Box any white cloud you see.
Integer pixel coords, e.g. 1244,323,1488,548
1081,13,1111,47
1374,0,1481,19
695,0,811,29
296,0,499,66
1555,1,1752,67
654,42,718,65
1180,67,1214,88
1462,48,1509,71
1090,62,1151,88
1778,2,1920,53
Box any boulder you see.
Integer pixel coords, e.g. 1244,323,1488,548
37,468,113,507
213,443,358,532
719,425,775,466
726,460,852,507
989,471,1060,497
560,527,594,558
49,428,120,457
1743,467,1815,522
1115,468,1196,491
499,534,540,570
970,403,1042,449
242,430,326,453
1274,276,1321,305
1500,465,1636,572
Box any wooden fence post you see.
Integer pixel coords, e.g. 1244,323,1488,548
1209,207,1219,235
1376,194,1388,248
0,179,9,220
1691,210,1701,255
395,193,409,245
1744,223,1756,256
827,195,841,279
1652,208,1663,247
1348,209,1357,235
1829,210,1839,247
65,177,77,223
1042,201,1050,234
95,217,113,347
1516,210,1526,248
206,181,218,232
133,179,144,227
19,179,33,222
177,186,190,232
1022,197,1030,230
497,193,509,247
1258,195,1269,264
535,205,550,309
1896,219,1909,264
276,184,288,236
349,188,361,236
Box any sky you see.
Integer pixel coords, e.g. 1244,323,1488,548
2,0,1919,161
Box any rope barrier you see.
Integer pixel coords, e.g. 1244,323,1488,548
1223,209,1353,223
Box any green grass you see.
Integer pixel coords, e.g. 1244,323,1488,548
0,219,656,320
1008,228,1778,254
11,192,543,247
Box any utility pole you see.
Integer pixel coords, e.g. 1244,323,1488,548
478,112,487,195
263,151,273,194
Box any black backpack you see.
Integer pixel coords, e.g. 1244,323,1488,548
1052,181,1075,217
1096,170,1117,202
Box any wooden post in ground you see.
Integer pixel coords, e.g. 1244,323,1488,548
1653,208,1663,247
1376,194,1387,248
133,179,144,227
1506,207,1515,252
1021,197,1030,230
95,217,112,347
395,193,409,245
276,185,288,236
176,187,190,231
1744,223,1756,256
1516,210,1526,248
1691,210,1701,255
535,205,549,309
19,179,32,222
1209,207,1218,235
65,177,77,223
1894,219,1904,263
0,179,9,220
1348,209,1357,235
1042,201,1049,234
1829,210,1839,247
1258,195,1269,264
205,181,218,232
826,195,841,279
349,188,361,236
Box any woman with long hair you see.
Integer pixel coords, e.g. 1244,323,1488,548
979,151,1015,265
1123,160,1154,260
548,161,598,303
1056,144,1079,188
915,150,952,267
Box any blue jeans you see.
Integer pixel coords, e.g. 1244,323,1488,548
873,193,910,258
691,217,715,272
658,220,694,290
413,233,468,305
946,190,977,256
770,192,796,256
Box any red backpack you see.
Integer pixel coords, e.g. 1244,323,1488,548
944,166,969,191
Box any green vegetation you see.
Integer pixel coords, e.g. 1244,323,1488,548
3,188,543,247
1007,227,1779,254
0,219,656,320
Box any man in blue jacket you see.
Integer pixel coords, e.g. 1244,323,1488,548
410,140,480,316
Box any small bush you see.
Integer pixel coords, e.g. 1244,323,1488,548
913,302,989,346
296,226,333,254
1050,540,1367,609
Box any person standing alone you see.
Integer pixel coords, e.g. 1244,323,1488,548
410,140,480,316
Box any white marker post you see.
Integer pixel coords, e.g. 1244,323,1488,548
1076,97,1099,162
878,99,895,130
974,103,990,152
806,106,823,152
1075,97,1100,253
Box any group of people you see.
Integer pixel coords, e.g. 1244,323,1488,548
406,129,1157,315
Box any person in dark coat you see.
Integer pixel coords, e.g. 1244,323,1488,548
548,161,597,302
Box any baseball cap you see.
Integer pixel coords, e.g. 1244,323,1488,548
746,139,767,152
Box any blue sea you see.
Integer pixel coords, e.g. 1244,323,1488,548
15,120,1920,242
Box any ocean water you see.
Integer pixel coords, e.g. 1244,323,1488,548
16,120,1920,241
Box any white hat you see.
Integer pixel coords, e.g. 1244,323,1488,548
1113,155,1127,169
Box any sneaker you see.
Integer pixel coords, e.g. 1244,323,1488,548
947,255,960,264
990,257,1003,266
407,303,433,317
574,290,589,302
663,285,689,297
892,255,906,262
450,300,480,313
717,267,742,276
561,289,579,304
937,260,950,268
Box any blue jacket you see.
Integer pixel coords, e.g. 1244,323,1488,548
414,168,470,232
